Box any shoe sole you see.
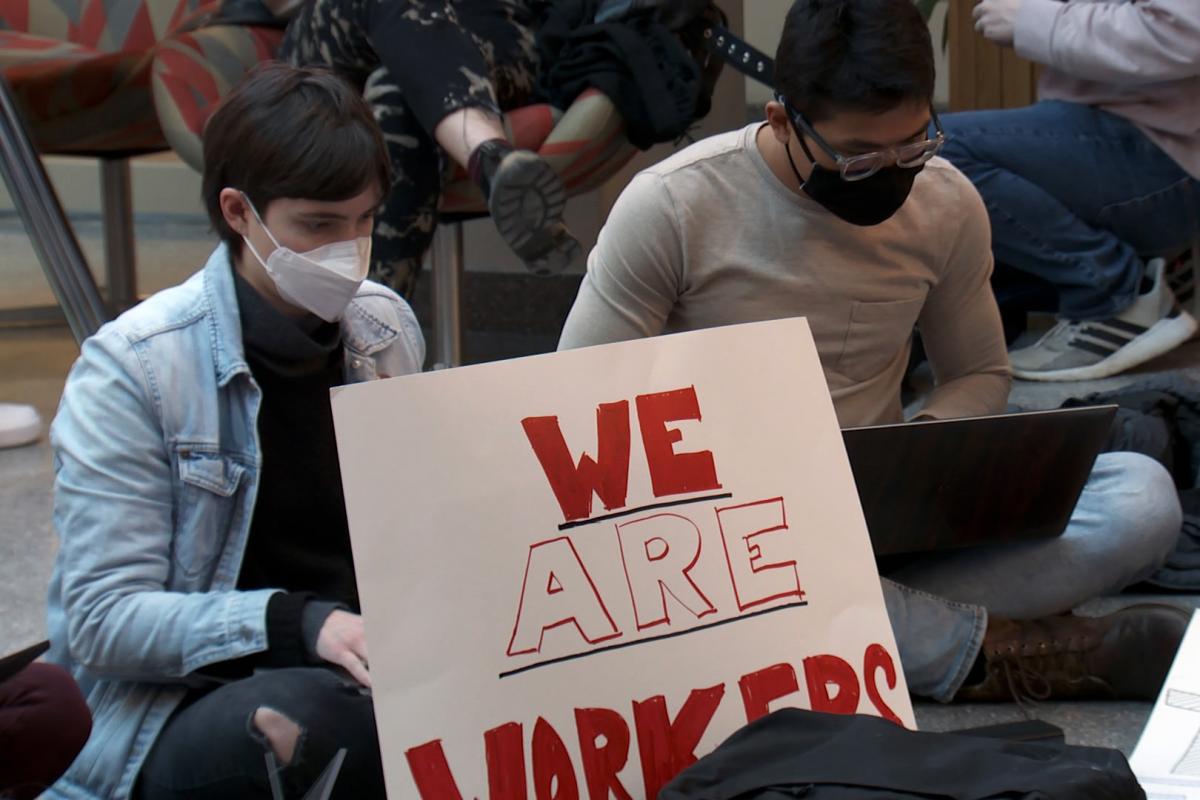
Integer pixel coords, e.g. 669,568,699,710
487,152,578,275
1013,311,1199,382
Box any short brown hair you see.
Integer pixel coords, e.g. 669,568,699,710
201,62,392,255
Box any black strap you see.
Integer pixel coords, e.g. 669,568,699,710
702,23,775,88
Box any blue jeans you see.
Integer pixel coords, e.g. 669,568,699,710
939,101,1200,320
135,667,384,800
883,452,1181,701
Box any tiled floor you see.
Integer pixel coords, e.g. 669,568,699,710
3,212,1199,762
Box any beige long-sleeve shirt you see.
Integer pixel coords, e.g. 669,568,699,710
558,124,1012,428
1016,0,1200,178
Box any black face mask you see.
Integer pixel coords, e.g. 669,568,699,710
785,137,923,227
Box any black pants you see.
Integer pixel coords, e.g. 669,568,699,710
136,667,383,800
281,0,547,297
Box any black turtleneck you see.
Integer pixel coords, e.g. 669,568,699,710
229,266,360,667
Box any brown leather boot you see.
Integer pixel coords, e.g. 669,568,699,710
955,603,1191,702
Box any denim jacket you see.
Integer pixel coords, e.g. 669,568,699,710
44,245,424,799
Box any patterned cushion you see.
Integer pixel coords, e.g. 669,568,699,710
0,0,207,52
0,30,161,153
0,0,279,157
440,89,637,214
0,30,92,69
152,24,283,170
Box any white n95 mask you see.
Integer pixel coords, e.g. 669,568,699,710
241,194,372,322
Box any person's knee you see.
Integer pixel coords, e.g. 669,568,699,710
1126,452,1182,564
22,663,91,741
936,121,969,164
1098,451,1181,569
936,111,989,165
248,669,385,795
252,707,302,766
0,663,92,797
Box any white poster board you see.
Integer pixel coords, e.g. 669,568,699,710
1132,609,1200,800
332,317,913,799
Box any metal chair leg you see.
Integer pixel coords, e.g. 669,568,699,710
101,157,137,314
430,221,465,369
0,75,107,346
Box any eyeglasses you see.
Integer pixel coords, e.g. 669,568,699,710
781,99,946,182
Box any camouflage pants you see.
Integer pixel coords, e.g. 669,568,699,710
280,0,546,297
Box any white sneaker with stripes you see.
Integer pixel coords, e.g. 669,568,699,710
1009,257,1198,381
1166,247,1198,319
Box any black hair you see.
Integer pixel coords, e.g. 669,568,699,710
775,0,935,122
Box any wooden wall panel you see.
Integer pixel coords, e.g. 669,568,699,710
948,0,1040,111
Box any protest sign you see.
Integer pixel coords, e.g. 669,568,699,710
332,317,913,799
1132,609,1200,800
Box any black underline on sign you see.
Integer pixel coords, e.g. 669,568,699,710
498,599,808,679
557,492,734,531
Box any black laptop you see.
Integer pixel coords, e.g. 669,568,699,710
842,405,1117,556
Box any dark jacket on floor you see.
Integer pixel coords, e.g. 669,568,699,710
1063,373,1200,590
661,709,1144,799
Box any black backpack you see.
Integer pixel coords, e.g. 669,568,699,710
660,709,1144,799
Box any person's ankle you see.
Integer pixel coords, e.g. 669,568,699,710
467,138,514,199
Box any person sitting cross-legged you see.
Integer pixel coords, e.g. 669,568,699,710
558,0,1191,705
44,63,424,800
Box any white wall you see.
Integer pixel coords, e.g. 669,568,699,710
744,0,791,111
0,152,204,217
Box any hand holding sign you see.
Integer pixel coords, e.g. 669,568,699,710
316,610,371,689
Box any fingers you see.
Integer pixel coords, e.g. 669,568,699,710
339,650,373,689
346,635,371,688
341,616,370,666
972,0,995,30
354,637,370,672
336,616,371,688
971,0,1015,45
973,4,992,33
316,611,372,688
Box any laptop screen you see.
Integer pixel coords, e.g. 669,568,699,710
842,405,1116,556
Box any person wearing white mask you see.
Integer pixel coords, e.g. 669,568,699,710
237,191,373,324
43,63,423,800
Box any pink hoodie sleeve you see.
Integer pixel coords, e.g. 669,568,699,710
1015,0,1200,85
